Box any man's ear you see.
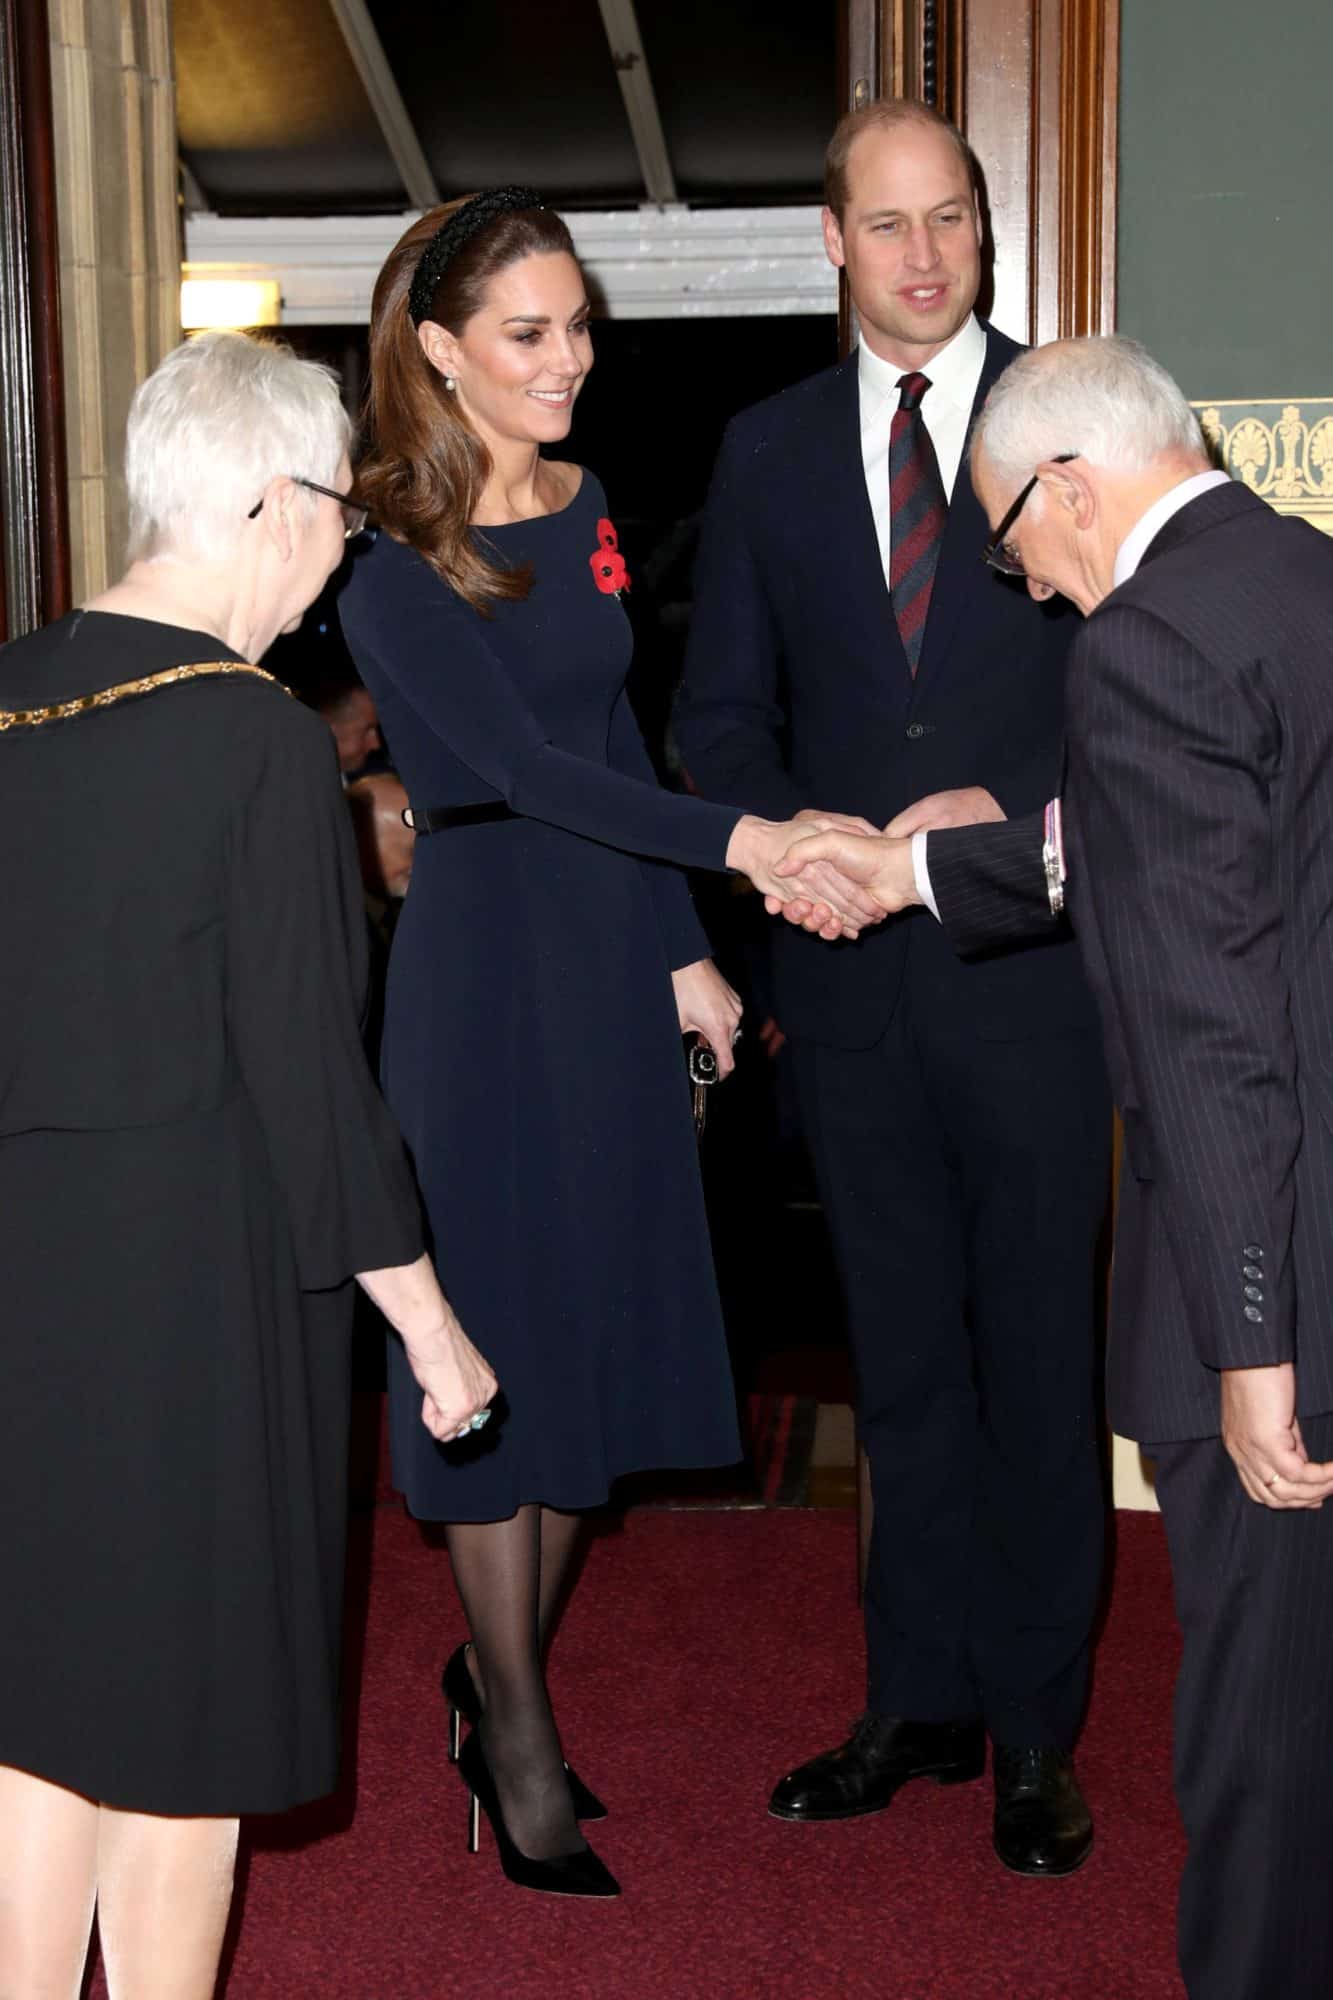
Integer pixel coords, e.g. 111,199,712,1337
417,319,463,382
821,205,847,272
1038,458,1095,528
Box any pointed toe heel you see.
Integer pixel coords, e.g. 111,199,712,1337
458,1734,620,1899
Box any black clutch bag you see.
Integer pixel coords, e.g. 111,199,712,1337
686,1034,719,1140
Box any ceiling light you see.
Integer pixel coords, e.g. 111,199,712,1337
180,277,281,330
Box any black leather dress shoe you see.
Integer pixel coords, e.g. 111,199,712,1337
769,1713,986,1822
992,1746,1093,1876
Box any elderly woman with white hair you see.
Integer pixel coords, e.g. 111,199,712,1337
0,331,495,1998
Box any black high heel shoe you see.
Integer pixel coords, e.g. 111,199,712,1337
441,1645,608,1821
458,1731,620,1899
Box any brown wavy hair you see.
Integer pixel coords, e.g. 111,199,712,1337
356,198,579,612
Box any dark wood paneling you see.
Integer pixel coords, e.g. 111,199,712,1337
0,0,70,638
14,0,70,622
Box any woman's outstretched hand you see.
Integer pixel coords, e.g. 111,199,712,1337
672,958,743,1078
726,811,886,940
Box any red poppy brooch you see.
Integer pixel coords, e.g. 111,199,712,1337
589,516,631,598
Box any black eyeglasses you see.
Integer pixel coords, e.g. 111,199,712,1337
982,453,1079,577
246,477,368,540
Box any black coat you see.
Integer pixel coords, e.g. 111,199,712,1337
932,482,1333,1444
0,612,423,1814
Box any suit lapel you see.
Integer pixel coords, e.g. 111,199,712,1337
911,324,1015,695
813,355,914,686
1134,479,1264,571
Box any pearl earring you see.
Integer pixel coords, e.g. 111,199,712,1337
444,375,456,392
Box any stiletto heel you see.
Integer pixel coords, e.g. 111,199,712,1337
468,1788,480,1855
458,1732,619,1899
441,1644,608,1820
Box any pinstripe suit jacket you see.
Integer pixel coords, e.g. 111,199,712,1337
934,481,1333,1444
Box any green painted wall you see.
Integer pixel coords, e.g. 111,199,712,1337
1117,0,1333,399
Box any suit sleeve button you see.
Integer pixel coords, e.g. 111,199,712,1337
1243,1265,1263,1280
1244,1285,1264,1302
1243,1244,1264,1259
1243,1305,1264,1323
905,723,925,740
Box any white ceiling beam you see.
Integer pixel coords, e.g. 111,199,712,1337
183,207,839,323
595,0,678,206
325,0,440,211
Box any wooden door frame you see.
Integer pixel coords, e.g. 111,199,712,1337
0,0,70,640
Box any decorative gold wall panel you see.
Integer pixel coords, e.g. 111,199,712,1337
1195,399,1333,539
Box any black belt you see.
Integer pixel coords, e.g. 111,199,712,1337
402,801,517,835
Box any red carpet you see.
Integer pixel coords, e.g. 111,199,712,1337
93,1508,1186,1999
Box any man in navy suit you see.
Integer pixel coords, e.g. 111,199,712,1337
783,332,1333,1998
675,100,1111,1874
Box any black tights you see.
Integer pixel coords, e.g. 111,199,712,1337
444,1506,585,1859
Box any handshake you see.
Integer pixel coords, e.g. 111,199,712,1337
723,786,1005,941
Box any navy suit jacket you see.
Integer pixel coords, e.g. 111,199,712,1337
931,482,1333,1443
675,322,1098,1049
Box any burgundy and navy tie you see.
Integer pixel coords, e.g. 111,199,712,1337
889,370,948,675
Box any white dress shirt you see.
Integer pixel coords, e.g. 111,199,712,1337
866,312,985,919
912,466,1236,920
859,312,988,589
1112,468,1231,587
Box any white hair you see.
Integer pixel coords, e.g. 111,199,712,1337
973,335,1206,488
125,331,351,563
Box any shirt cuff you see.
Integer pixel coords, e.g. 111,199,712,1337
911,830,941,922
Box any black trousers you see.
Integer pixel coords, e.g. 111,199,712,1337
792,994,1110,1746
1151,1412,1333,2000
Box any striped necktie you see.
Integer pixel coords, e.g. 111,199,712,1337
889,370,948,674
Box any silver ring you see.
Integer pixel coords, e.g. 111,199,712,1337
470,1408,492,1431
454,1424,470,1440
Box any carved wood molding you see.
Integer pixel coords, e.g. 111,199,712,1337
0,0,70,639
16,0,70,622
1045,0,1118,340
0,0,41,639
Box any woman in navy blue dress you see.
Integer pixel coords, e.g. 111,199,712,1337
341,189,868,1897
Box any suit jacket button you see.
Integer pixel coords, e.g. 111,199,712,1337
1243,1244,1264,1259
1243,1264,1263,1280
905,722,925,740
1243,1305,1264,1323
1244,1285,1264,1302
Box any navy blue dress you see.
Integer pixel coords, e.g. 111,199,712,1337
340,473,744,1518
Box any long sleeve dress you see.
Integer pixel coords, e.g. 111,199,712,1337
339,472,745,1518
0,612,424,1815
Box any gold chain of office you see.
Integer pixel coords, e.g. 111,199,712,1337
0,661,287,732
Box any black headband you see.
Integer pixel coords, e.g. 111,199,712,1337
407,186,547,326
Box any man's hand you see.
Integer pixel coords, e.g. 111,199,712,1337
765,829,920,934
884,786,1006,837
1220,1362,1333,1508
